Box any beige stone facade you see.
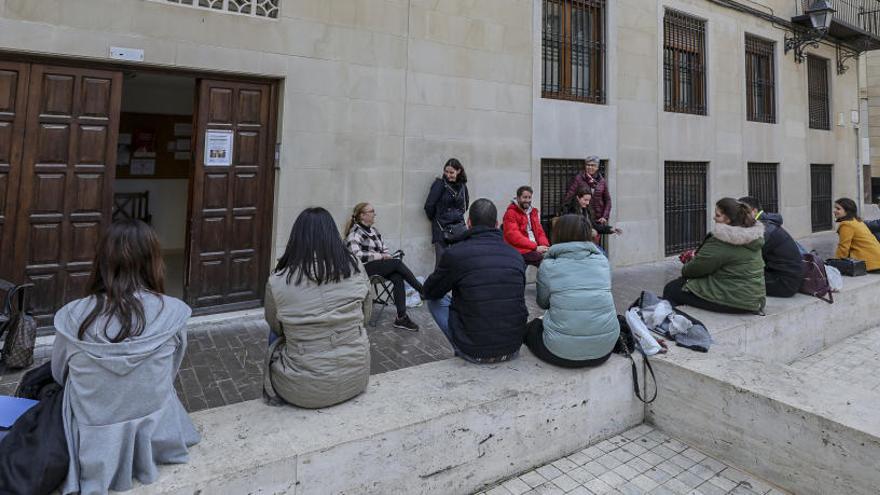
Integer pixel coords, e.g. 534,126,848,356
0,0,864,276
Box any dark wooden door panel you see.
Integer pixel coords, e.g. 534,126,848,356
0,61,29,280
14,65,122,326
188,79,272,309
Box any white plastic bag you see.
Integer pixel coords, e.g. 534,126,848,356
825,265,844,292
625,308,662,356
405,276,425,307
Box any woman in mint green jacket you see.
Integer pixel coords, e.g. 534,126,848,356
526,214,620,367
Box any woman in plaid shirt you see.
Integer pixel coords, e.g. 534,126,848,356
345,203,423,331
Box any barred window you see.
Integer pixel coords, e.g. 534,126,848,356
811,164,833,232
745,35,776,123
808,55,830,130
542,0,606,104
665,162,708,255
747,163,779,213
157,0,279,19
540,158,607,234
664,10,707,115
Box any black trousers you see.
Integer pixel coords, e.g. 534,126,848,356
365,259,423,318
524,318,612,368
765,271,799,298
662,277,752,314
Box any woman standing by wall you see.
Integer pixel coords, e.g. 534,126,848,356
345,202,423,331
264,208,372,409
424,158,469,264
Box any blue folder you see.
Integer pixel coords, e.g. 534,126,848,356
0,395,39,429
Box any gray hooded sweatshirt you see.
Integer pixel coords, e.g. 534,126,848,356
51,293,200,495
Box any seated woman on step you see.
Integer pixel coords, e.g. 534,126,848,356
51,219,200,495
832,197,880,272
525,214,620,367
663,198,766,314
264,207,372,409
345,202,423,331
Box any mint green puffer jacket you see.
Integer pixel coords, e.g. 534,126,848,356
537,242,620,361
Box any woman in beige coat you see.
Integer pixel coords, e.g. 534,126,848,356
263,207,372,409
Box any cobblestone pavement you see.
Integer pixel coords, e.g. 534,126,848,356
475,425,789,495
0,232,838,412
789,325,880,392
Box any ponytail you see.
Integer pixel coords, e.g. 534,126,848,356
344,202,371,236
716,197,756,228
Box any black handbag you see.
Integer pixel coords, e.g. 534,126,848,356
0,362,69,495
438,220,468,243
825,258,867,277
1,282,37,369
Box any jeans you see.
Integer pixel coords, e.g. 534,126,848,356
426,295,517,364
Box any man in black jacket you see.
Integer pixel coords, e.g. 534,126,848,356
424,198,528,363
866,217,880,243
739,197,805,297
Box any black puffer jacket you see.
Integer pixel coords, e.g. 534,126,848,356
866,218,880,243
761,213,804,289
424,178,469,243
423,226,527,358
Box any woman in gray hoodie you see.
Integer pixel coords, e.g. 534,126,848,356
51,220,199,495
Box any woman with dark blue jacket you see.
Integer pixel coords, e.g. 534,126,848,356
424,158,469,264
526,214,620,367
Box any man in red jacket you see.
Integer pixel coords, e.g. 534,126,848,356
503,186,550,266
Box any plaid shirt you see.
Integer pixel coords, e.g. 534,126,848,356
346,223,389,264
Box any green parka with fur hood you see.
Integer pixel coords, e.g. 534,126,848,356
682,222,766,312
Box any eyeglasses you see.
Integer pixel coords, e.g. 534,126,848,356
362,210,376,214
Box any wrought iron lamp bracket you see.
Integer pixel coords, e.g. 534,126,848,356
784,27,826,64
836,44,860,75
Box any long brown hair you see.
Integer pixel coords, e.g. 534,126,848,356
552,214,592,244
344,202,371,236
78,220,166,342
715,198,756,228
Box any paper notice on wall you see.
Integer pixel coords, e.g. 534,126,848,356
130,158,156,175
205,130,233,166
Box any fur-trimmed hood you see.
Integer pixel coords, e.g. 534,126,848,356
712,222,765,249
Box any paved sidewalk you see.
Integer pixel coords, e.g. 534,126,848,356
475,425,789,495
789,325,880,392
0,232,838,413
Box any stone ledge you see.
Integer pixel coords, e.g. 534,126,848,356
131,351,644,494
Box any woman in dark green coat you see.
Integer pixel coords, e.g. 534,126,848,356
663,198,766,314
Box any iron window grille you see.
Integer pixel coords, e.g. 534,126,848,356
665,162,708,255
747,163,780,213
807,55,830,130
664,10,707,115
157,0,279,19
811,164,833,232
745,35,776,123
542,0,606,104
540,158,607,234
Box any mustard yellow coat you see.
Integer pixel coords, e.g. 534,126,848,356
835,219,880,271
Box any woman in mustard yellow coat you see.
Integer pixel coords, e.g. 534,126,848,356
833,198,880,271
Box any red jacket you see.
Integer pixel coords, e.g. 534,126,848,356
503,202,549,254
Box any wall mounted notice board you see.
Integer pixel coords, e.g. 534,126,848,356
116,112,193,179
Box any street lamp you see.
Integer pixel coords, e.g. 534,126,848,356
785,0,836,63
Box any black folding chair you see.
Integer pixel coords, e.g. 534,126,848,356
368,275,395,327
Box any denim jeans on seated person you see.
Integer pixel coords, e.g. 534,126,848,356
426,294,518,364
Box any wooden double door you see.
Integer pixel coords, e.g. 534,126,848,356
0,61,275,327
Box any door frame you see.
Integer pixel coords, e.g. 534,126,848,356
0,51,280,319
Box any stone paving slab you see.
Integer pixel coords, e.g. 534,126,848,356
474,425,790,495
789,325,880,392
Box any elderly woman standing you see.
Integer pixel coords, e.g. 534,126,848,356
564,156,611,227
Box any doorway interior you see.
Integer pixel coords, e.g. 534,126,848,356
114,72,196,299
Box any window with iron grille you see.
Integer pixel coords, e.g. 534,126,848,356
745,35,776,123
665,162,708,255
542,0,606,104
807,55,830,130
747,163,779,213
540,158,607,234
811,164,833,232
155,0,279,19
664,10,707,115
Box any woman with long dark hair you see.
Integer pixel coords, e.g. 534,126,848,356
264,207,371,409
663,198,766,314
424,158,469,264
562,187,623,245
51,220,199,494
833,198,880,271
526,214,619,368
345,202,422,331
